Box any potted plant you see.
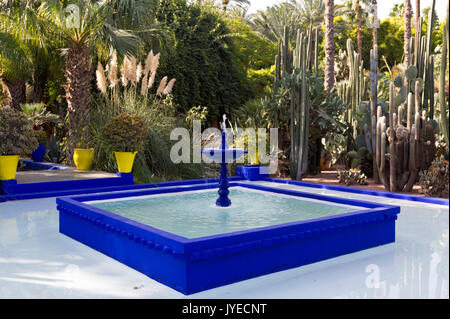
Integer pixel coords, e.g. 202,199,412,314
73,128,95,170
99,112,148,173
21,103,61,163
31,130,47,162
0,107,38,180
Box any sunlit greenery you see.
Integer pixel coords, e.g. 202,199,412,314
0,0,448,192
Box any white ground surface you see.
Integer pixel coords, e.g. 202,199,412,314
0,181,448,299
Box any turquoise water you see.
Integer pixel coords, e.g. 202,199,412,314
90,188,359,239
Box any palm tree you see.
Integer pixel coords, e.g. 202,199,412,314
404,0,412,67
0,0,42,109
294,0,325,30
352,0,372,61
372,0,378,46
249,3,302,42
324,0,335,90
37,0,142,161
355,0,362,58
389,3,405,17
227,2,249,20
221,0,250,12
0,32,32,109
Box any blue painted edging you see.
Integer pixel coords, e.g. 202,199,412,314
262,177,449,206
0,176,244,201
57,182,400,295
0,173,134,201
19,158,70,170
2,163,447,206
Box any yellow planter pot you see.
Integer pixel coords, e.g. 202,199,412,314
114,151,137,173
250,151,259,165
73,148,94,170
0,155,20,180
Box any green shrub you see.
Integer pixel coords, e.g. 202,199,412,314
90,88,209,183
99,112,149,153
247,67,274,97
34,130,47,145
156,0,252,120
20,103,61,129
419,157,449,198
0,107,38,156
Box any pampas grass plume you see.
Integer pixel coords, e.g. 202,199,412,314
163,78,176,95
96,61,107,94
151,53,160,74
148,71,156,89
156,76,168,96
144,50,154,76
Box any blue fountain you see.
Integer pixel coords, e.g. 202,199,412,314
201,115,247,207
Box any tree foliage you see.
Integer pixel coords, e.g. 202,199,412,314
156,0,252,121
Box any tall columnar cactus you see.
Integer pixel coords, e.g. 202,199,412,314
336,39,368,138
439,5,449,149
375,81,436,192
282,27,319,180
271,26,320,179
370,44,379,182
411,0,436,119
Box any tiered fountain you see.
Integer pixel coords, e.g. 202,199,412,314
201,115,247,207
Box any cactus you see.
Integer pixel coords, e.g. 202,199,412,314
375,82,436,192
411,0,436,119
282,27,319,180
346,147,369,169
370,44,379,182
336,39,368,135
439,5,449,149
337,169,368,186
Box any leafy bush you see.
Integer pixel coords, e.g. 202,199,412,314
90,90,208,183
418,157,449,198
247,67,274,98
34,130,47,145
99,113,149,153
224,17,277,71
186,106,208,131
156,0,252,120
234,98,266,128
20,103,61,129
0,107,38,156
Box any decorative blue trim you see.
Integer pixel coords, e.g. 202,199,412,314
0,173,134,200
262,177,449,206
19,158,70,170
57,182,400,294
0,176,244,201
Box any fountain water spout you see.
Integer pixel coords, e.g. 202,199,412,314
201,115,247,207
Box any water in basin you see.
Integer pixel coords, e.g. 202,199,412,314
89,187,361,239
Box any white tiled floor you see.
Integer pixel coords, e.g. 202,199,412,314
0,181,448,298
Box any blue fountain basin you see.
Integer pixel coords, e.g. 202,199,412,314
56,182,400,294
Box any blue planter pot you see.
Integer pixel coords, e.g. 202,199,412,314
31,144,46,162
236,164,269,181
